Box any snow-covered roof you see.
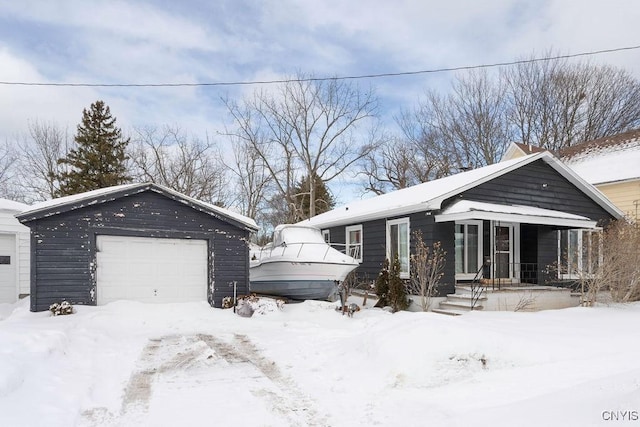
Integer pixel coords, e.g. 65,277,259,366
434,200,597,229
563,141,640,185
301,151,622,228
18,183,258,231
0,198,29,213
559,129,640,185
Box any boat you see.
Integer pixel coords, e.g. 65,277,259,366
249,224,360,300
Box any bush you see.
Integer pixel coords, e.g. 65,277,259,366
49,301,73,316
374,258,390,307
388,255,410,312
409,231,446,311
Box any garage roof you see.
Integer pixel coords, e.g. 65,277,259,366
16,182,258,232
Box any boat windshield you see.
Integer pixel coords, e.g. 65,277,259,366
273,225,326,245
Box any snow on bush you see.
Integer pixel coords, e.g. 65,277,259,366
49,301,74,316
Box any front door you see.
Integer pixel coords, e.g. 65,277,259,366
493,223,514,280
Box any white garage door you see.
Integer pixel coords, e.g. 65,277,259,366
96,235,208,305
0,234,17,304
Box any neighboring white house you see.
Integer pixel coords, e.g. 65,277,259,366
0,199,30,304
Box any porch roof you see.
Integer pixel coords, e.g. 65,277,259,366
434,200,598,228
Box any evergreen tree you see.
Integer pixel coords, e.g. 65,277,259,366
374,258,390,307
388,255,410,312
55,100,130,196
293,173,336,220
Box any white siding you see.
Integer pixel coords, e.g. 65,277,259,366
0,211,30,302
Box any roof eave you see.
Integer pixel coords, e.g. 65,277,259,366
434,210,598,229
16,183,151,223
17,183,259,232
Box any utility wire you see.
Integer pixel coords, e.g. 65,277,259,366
1,44,639,88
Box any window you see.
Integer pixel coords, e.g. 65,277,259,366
0,256,10,265
455,221,483,279
558,229,602,279
322,229,330,243
387,218,410,278
345,225,363,261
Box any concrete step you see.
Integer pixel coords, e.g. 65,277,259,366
439,301,484,311
431,308,466,316
446,293,487,303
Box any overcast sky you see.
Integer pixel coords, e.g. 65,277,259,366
1,0,640,201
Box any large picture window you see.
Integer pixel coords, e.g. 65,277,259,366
455,221,483,279
387,218,410,278
345,225,363,261
558,229,602,279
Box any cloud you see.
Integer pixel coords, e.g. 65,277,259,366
1,0,639,153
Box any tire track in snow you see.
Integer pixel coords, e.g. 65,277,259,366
82,334,327,426
199,333,329,427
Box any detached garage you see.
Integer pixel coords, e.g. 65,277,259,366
17,183,258,312
0,199,30,304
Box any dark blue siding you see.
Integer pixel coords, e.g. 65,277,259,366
26,190,250,311
454,160,612,223
323,213,454,297
317,161,616,300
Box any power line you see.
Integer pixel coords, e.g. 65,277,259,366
1,44,639,88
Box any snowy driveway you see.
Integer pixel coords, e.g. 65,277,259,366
82,333,327,426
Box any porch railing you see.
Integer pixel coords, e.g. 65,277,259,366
469,261,540,310
470,262,487,311
484,262,539,290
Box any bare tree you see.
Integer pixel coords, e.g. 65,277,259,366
502,55,640,150
581,221,640,305
225,135,273,225
12,120,69,202
129,125,230,206
370,56,640,197
409,231,446,312
430,70,510,169
363,70,509,194
224,73,379,223
360,137,416,195
0,141,18,199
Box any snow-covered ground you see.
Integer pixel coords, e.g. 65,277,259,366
1,297,639,427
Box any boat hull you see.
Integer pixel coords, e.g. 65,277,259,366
249,279,338,300
249,260,357,300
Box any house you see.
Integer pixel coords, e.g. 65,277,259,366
300,152,623,309
560,129,640,222
16,183,258,312
0,199,30,304
502,129,640,222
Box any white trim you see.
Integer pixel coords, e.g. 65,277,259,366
454,220,484,280
437,210,596,229
386,217,410,279
490,222,520,281
345,224,363,262
302,151,623,229
321,229,330,243
557,229,602,280
436,200,598,229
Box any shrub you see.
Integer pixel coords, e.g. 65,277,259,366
374,258,390,307
49,301,73,316
388,255,410,312
409,231,446,311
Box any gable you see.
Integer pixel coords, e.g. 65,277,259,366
304,152,621,229
17,183,257,232
454,160,613,222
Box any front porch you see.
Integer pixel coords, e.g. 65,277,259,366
430,283,580,316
